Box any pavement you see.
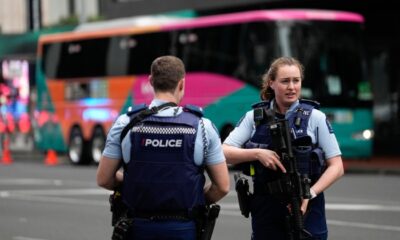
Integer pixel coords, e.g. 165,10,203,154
343,156,400,175
2,132,400,174
3,132,400,174
2,147,400,175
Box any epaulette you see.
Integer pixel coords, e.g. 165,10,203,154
127,103,148,116
251,100,270,109
299,99,320,109
183,104,203,117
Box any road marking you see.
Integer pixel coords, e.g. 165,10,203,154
0,179,63,186
0,178,94,187
13,236,48,240
2,188,109,196
220,202,400,211
328,220,400,232
327,203,400,212
329,196,400,205
219,211,400,232
0,192,107,206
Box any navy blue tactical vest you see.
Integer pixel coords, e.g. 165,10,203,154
121,105,206,214
246,99,325,187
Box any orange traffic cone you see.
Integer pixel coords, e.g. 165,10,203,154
44,149,58,166
1,138,13,165
1,148,13,165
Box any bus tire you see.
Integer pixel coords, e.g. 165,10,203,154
68,127,90,165
90,127,105,165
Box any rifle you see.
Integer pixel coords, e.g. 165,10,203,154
267,114,313,240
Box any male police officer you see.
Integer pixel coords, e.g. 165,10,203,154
97,55,230,239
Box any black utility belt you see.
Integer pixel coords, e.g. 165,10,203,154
128,209,199,221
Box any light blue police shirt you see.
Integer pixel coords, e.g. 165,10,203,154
102,99,225,166
224,99,342,159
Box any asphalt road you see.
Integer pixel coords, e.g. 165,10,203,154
1,161,400,240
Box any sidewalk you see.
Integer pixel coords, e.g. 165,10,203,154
344,156,400,175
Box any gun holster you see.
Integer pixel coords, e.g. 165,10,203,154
109,189,133,240
197,204,220,240
109,188,128,226
111,217,133,240
234,173,251,218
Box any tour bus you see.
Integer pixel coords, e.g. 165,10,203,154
35,9,373,164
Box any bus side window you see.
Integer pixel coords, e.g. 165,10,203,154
43,38,109,80
216,25,241,76
127,32,171,75
179,28,203,72
65,82,90,100
42,43,62,79
238,22,276,88
170,30,185,59
179,25,240,76
107,36,132,76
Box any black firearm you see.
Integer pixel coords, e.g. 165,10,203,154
268,117,313,240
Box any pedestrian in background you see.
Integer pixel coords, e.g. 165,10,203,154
223,56,344,240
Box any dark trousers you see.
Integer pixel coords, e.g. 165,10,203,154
249,195,328,240
128,218,196,240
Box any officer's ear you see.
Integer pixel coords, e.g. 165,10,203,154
269,80,275,90
149,75,154,86
178,78,185,91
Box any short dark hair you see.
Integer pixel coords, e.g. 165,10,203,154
150,56,185,93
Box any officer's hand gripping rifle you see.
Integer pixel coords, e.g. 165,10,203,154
268,116,313,240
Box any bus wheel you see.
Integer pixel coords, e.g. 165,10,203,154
90,127,105,165
68,127,90,165
220,124,234,142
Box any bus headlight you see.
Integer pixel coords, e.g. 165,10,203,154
352,129,374,140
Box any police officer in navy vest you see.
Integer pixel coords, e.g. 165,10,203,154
97,55,230,239
223,57,344,240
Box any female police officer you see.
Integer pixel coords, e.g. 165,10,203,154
97,55,230,239
223,57,344,240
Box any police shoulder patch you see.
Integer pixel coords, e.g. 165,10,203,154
251,100,270,109
300,99,320,109
183,104,203,117
325,118,334,133
127,103,148,116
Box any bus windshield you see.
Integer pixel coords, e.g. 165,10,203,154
282,21,371,107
